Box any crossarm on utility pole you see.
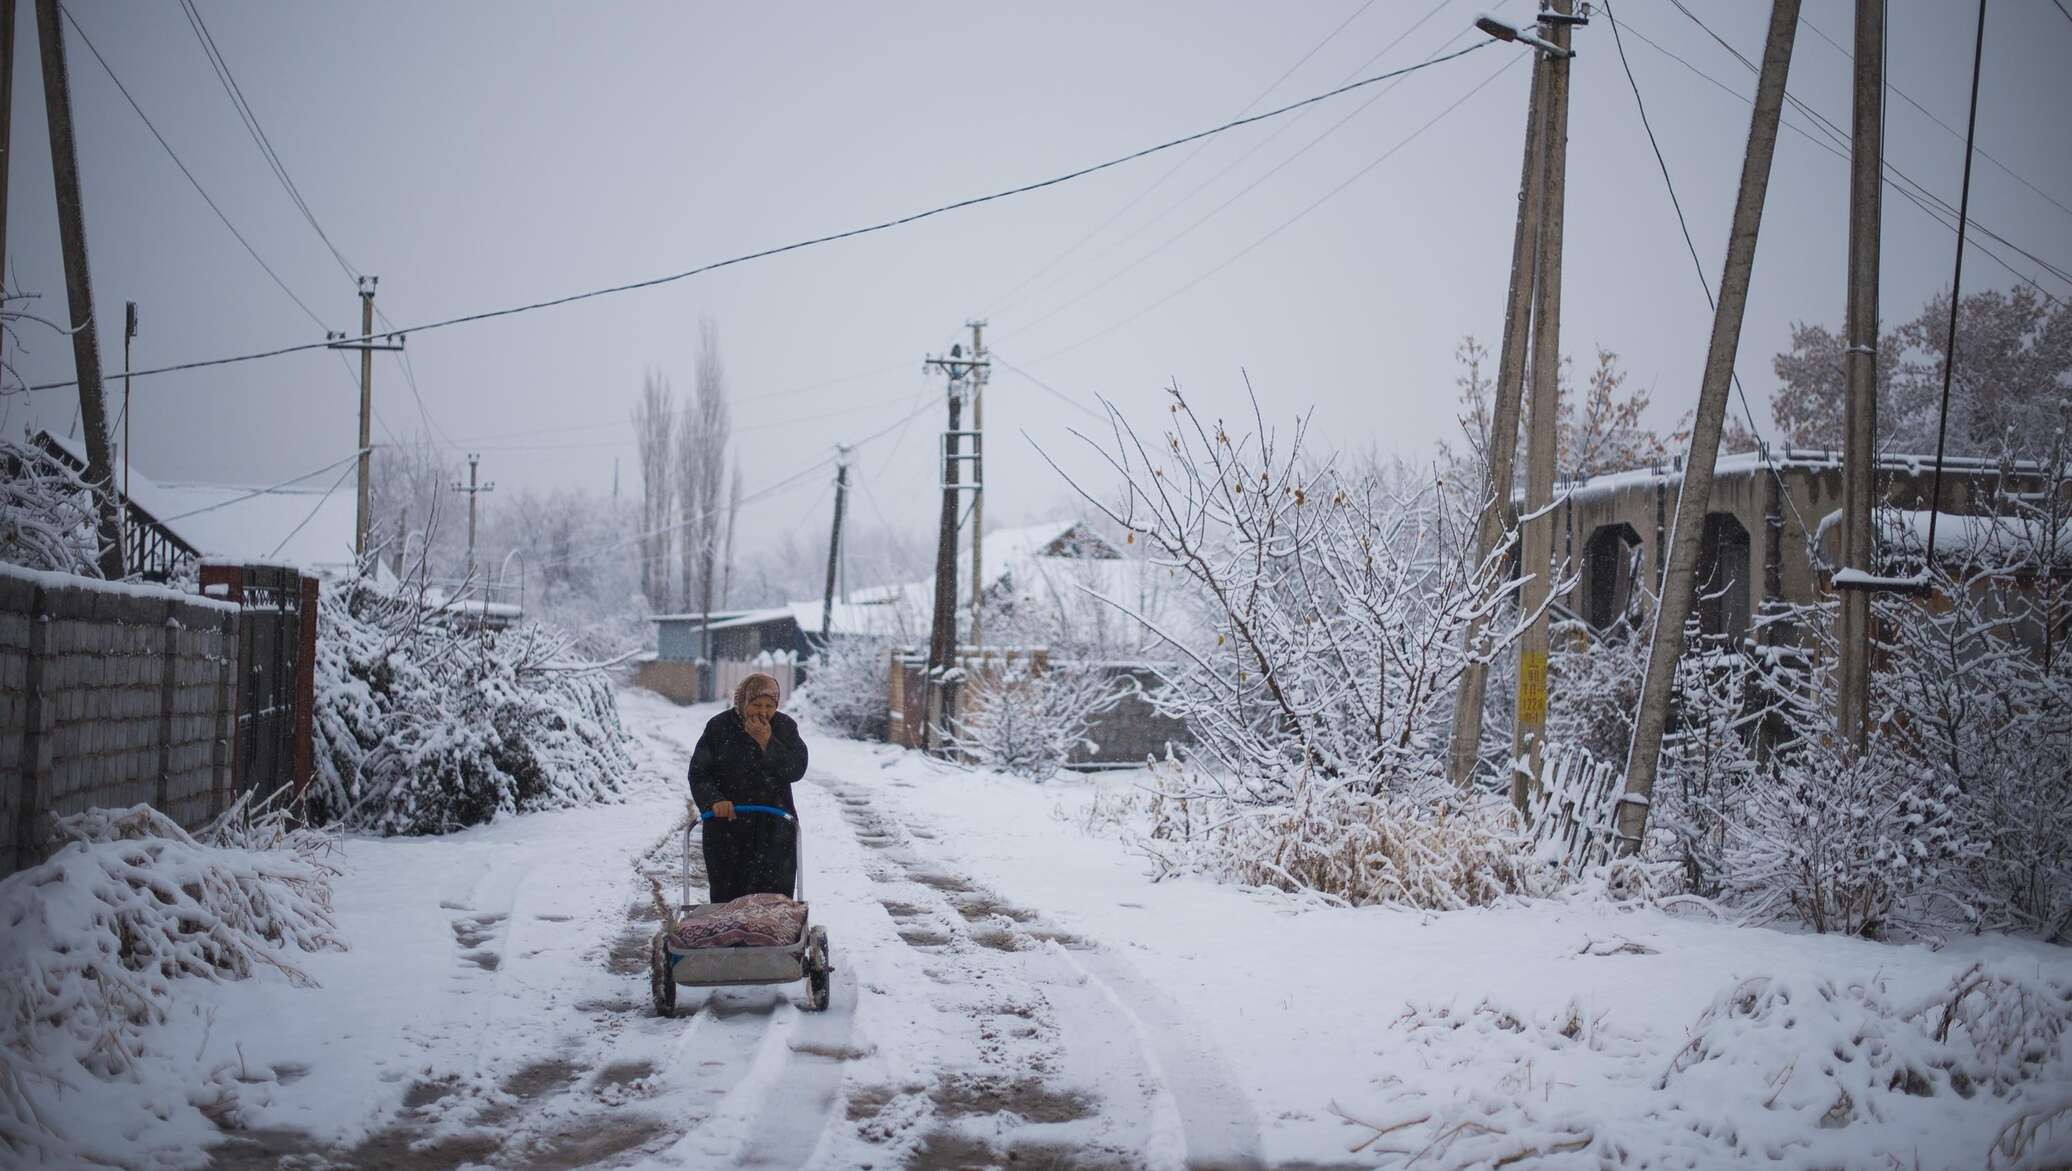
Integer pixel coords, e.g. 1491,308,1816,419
1616,0,1802,850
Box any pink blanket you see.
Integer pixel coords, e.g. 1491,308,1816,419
669,893,806,950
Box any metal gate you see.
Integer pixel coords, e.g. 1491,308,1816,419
199,563,317,798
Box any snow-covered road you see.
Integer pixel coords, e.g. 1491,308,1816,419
193,687,1271,1171
169,684,2072,1171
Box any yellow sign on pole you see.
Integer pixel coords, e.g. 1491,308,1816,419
1517,650,1549,727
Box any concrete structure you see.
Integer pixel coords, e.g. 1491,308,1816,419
1534,449,2067,647
1,564,238,877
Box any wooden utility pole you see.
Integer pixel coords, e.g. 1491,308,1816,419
1448,41,1553,788
1835,0,1884,748
122,300,135,522
1,0,17,295
967,320,987,648
37,0,120,579
1510,0,1578,810
451,452,494,580
820,447,850,638
1617,0,1802,850
923,340,986,749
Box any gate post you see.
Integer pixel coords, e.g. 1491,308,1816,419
294,574,317,793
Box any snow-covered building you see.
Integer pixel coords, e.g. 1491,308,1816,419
1527,448,2069,647
32,430,361,579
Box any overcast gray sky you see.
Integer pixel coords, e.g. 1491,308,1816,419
4,1,2068,560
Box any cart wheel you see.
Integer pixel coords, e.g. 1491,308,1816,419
650,931,676,1019
804,927,831,1013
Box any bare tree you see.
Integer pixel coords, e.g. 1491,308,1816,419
677,319,732,660
632,371,675,609
720,460,742,608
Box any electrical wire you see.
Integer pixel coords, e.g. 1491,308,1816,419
178,0,359,280
1600,0,1813,540
158,446,369,521
1612,11,2065,302
988,355,1106,421
979,0,1406,318
1797,11,2072,223
57,4,329,331
1659,0,2070,292
24,42,1494,394
267,456,359,559
1926,0,1990,568
1005,8,1482,340
1017,51,1521,367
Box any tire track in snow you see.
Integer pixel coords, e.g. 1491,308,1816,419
813,774,1267,1171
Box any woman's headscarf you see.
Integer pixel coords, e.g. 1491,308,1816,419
732,672,782,715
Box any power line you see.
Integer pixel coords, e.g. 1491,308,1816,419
1661,0,2070,290
1601,0,1812,541
1007,9,1481,339
1797,11,2072,223
1612,11,2065,302
988,355,1105,421
978,0,1394,318
1925,0,1991,568
177,0,359,280
57,4,330,331
268,455,359,559
158,447,370,521
1017,51,1521,367
24,43,1494,394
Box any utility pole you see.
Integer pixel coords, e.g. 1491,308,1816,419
923,339,986,750
37,0,120,579
966,320,987,648
1511,0,1581,811
821,446,850,638
1,0,16,300
1835,0,1884,749
122,301,135,545
1448,35,1554,788
327,277,401,562
451,452,494,581
1617,0,1802,851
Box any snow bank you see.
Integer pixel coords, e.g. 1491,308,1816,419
0,805,338,1166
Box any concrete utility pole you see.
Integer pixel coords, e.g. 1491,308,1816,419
1617,0,1802,851
354,277,375,558
821,446,850,638
922,339,987,750
1511,0,1580,811
37,0,121,579
1448,37,1554,788
327,277,401,563
1835,0,1884,748
451,452,494,580
966,319,987,648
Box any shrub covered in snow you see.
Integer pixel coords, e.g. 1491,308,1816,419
947,657,1126,779
795,634,892,740
0,805,338,1164
310,572,637,835
0,435,104,577
1048,385,1545,906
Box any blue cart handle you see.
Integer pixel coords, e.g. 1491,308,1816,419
698,804,793,822
682,805,803,906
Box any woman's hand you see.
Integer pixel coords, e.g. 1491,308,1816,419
743,712,772,749
710,799,735,820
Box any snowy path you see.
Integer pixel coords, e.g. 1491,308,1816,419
194,688,1268,1171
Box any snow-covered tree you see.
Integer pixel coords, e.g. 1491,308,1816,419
0,435,102,576
795,634,893,740
947,656,1126,779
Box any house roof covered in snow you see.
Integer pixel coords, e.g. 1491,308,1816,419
35,430,361,574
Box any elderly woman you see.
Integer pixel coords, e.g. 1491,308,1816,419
688,673,809,904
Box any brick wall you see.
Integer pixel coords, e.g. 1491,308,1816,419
2,566,238,878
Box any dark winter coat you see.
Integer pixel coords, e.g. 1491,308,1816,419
688,709,809,816
688,709,809,903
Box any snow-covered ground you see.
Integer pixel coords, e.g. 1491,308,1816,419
37,683,2072,1170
